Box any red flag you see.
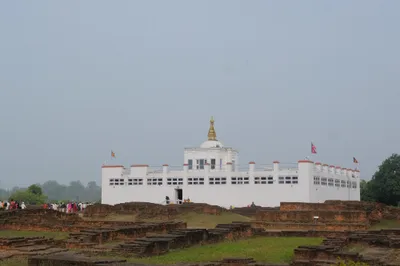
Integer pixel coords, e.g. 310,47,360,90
311,143,317,154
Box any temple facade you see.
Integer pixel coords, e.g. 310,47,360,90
101,117,361,208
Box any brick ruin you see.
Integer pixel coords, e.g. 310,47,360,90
1,200,400,265
83,202,226,220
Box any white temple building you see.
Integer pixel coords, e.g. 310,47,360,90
101,117,360,208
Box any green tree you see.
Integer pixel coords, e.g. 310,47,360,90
360,180,375,202
369,154,400,206
27,184,43,195
9,189,47,205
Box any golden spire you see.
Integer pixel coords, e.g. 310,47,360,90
207,116,217,140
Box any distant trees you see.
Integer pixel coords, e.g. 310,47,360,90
361,154,400,206
0,181,101,204
9,186,47,204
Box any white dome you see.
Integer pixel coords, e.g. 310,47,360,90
200,140,223,148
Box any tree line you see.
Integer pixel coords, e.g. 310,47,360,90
0,180,101,204
361,153,400,206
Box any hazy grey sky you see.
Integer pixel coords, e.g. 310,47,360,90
1,1,399,188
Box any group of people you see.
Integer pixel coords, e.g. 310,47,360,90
0,200,93,213
43,202,92,213
0,199,27,210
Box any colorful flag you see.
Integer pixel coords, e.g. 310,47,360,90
311,142,317,154
353,157,358,164
111,150,116,158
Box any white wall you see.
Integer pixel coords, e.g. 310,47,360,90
309,163,361,203
101,162,360,208
102,161,313,208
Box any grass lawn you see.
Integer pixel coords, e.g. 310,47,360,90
126,237,323,264
0,257,27,266
369,219,400,230
0,230,68,240
0,237,323,265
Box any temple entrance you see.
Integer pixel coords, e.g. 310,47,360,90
175,188,183,204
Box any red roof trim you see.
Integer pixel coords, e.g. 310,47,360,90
102,165,124,168
298,160,314,163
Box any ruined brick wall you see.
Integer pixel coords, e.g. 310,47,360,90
230,206,278,217
0,209,83,231
83,202,225,219
255,210,367,223
280,201,400,224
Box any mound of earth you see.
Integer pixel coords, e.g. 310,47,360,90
0,209,82,228
83,202,226,219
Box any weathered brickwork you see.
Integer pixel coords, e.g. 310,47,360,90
84,202,225,219
111,222,253,257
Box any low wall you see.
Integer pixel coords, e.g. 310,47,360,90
66,221,187,248
255,210,368,224
252,221,368,231
83,202,225,219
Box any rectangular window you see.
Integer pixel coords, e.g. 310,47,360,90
334,179,340,187
188,177,204,185
128,178,143,185
328,178,334,187
167,177,183,185
321,178,327,186
188,159,193,170
211,159,216,170
285,176,291,184
292,176,298,184
268,176,274,184
231,177,248,184
341,180,346,188
278,176,284,184
254,177,270,185
314,176,320,185
196,159,205,170
352,181,357,189
209,177,227,185
147,178,163,186
110,178,125,186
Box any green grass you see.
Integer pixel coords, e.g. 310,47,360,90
369,219,400,230
125,237,323,264
0,237,323,265
0,257,27,266
0,230,68,240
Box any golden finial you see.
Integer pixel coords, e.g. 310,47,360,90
207,116,217,140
